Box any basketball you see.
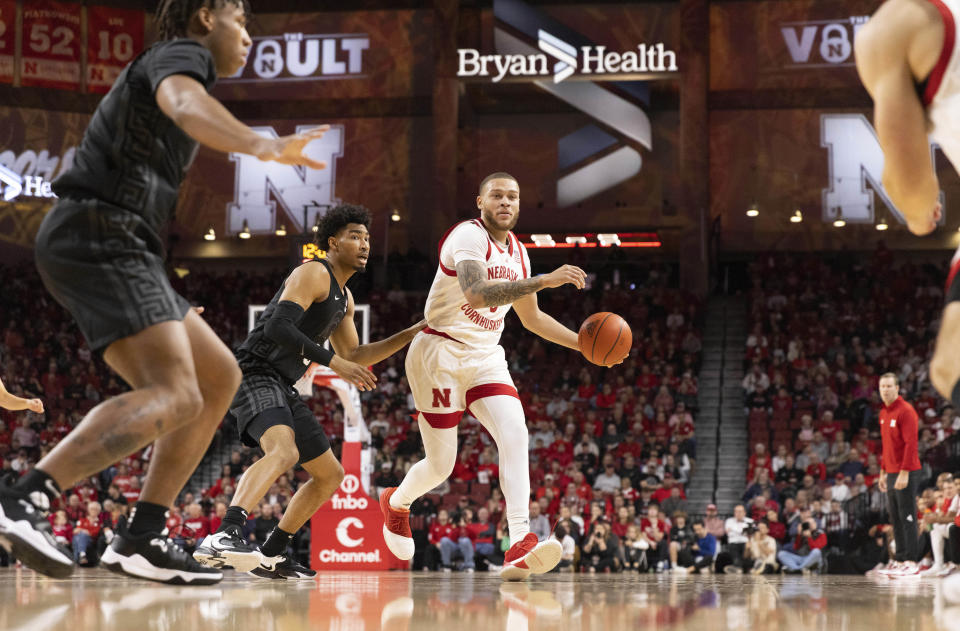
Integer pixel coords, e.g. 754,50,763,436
578,312,632,366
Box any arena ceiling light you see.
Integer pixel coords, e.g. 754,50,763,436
519,232,661,248
204,227,216,241
597,233,621,246
790,210,802,223
833,219,846,228
875,218,888,231
746,203,759,218
239,220,252,239
391,210,401,222
275,224,287,236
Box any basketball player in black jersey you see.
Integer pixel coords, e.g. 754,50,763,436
193,204,425,579
0,0,333,584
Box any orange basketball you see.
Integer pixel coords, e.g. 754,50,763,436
578,312,632,366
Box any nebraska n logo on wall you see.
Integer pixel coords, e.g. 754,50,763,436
227,124,344,235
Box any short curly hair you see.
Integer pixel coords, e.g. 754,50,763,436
317,204,372,249
155,0,251,41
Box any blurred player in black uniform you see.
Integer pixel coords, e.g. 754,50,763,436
0,0,331,584
193,205,424,579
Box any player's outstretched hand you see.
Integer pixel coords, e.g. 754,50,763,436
26,398,44,414
258,125,330,170
330,355,378,392
907,202,941,236
541,264,586,290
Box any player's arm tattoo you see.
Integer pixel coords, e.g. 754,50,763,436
456,260,542,308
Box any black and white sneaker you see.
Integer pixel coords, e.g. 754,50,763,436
101,523,222,585
193,529,261,572
0,484,74,579
249,552,316,580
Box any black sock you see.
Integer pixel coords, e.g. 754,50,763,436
218,506,249,534
128,501,169,536
12,468,61,506
260,527,294,558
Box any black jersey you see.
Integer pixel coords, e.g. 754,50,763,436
51,39,217,231
237,259,348,384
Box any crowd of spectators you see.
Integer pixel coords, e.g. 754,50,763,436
735,248,960,575
0,257,706,573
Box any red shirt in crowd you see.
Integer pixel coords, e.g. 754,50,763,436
51,522,73,544
75,516,102,539
466,521,495,545
794,530,827,551
451,460,477,483
640,517,670,541
806,462,826,482
428,521,457,545
879,396,921,473
183,514,210,539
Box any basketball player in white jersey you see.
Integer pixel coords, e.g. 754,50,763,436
857,0,960,584
380,172,587,580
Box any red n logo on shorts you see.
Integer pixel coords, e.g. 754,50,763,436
432,388,452,408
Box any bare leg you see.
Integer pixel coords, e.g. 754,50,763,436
277,450,344,532
229,425,299,512
139,310,242,506
669,541,679,567
931,303,960,400
35,319,205,490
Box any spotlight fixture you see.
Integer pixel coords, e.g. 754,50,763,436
876,218,888,231
746,203,759,218
390,210,401,222
204,227,215,241
790,210,802,223
239,220,251,239
833,219,846,228
275,224,287,236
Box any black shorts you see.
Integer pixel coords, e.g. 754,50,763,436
34,198,191,352
229,370,330,465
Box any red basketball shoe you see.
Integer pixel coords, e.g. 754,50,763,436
380,488,415,561
500,533,562,581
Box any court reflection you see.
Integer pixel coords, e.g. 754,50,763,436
2,569,960,631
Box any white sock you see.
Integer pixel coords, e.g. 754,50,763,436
390,415,459,510
470,394,531,546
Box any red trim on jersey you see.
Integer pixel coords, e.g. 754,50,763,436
439,262,457,276
947,255,960,295
420,410,464,429
465,384,520,417
924,0,955,107
507,232,514,257
511,233,528,278
437,221,470,277
424,327,463,344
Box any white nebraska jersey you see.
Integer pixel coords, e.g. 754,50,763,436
425,218,531,348
925,0,960,168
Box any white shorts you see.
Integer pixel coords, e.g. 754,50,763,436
404,329,518,428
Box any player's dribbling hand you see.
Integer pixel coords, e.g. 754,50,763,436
330,355,378,391
541,265,587,290
259,125,330,170
26,398,44,414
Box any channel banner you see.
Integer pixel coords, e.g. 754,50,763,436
310,442,406,571
21,0,82,90
0,0,14,84
87,6,144,94
710,0,883,91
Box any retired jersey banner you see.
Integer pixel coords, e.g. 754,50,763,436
87,6,144,94
0,0,15,84
21,0,82,90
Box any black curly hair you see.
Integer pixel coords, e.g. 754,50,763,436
155,0,251,41
317,204,372,249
